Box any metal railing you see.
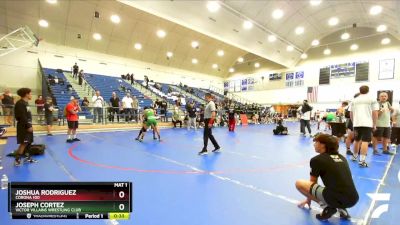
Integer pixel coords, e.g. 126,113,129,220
0,104,174,127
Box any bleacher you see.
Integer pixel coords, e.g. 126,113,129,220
84,73,153,108
43,68,92,119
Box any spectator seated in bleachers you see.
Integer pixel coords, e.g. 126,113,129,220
273,119,288,135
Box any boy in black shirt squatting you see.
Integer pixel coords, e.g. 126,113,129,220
295,133,359,221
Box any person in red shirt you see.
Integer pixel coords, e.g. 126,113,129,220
66,97,81,143
35,95,45,124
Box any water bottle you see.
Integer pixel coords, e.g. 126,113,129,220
1,174,8,190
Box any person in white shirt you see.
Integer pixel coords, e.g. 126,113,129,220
298,100,313,137
92,90,104,123
122,93,134,122
349,85,379,168
372,92,394,155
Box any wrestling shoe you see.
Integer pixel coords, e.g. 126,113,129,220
24,158,38,163
350,155,358,162
338,208,351,220
316,206,337,221
212,147,221,153
73,138,81,142
346,149,353,155
14,159,22,167
359,161,368,168
198,149,208,155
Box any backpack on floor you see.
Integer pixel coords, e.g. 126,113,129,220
6,144,46,157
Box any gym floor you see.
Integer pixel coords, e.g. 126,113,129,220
0,122,398,225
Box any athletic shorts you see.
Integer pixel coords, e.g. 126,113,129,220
146,119,157,127
67,121,79,129
346,119,353,131
310,183,358,208
16,123,33,144
373,127,391,138
45,115,53,126
354,127,372,142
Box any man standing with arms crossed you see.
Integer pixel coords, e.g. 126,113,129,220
349,86,379,167
92,90,104,124
372,91,393,155
198,93,220,155
66,97,81,143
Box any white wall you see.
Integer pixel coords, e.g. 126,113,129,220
0,41,224,96
0,49,40,94
228,46,400,109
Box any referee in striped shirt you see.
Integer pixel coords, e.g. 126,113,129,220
198,93,221,155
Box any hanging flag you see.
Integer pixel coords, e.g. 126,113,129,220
307,86,318,103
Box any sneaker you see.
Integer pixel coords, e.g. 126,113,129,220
338,208,351,220
212,147,221,153
346,150,353,155
316,206,337,221
14,159,22,167
138,138,143,142
153,137,157,140
373,150,381,155
47,133,53,136
135,137,139,141
24,158,38,163
72,138,80,142
359,161,368,168
198,149,208,155
66,139,73,143
382,151,394,155
351,155,358,161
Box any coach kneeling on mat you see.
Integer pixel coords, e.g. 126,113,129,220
295,133,359,221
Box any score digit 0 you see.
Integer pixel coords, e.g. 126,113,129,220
119,191,125,199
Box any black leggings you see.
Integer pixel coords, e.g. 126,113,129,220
203,119,220,150
300,119,311,134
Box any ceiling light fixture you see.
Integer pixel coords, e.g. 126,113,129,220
381,38,391,45
341,32,350,40
328,17,339,26
166,52,173,58
192,58,198,64
134,43,142,50
323,48,331,55
237,57,244,63
191,41,199,49
369,5,382,15
157,30,166,38
206,1,221,12
217,50,224,56
92,33,102,40
254,62,260,68
110,15,120,24
268,35,277,42
376,24,387,32
272,9,284,20
286,45,294,52
243,20,253,29
46,0,57,4
295,26,304,35
212,64,218,69
311,39,320,46
38,19,49,28
310,0,322,6
229,68,235,73
350,44,359,51
301,53,308,59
